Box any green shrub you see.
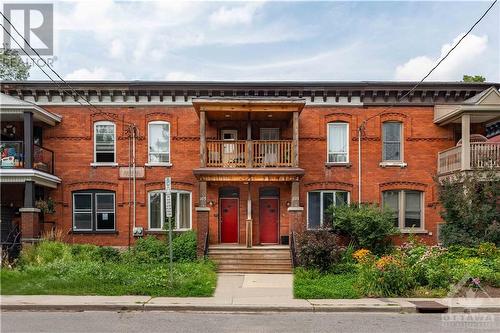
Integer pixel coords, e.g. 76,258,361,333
96,246,121,262
19,241,72,266
477,242,498,258
295,230,342,272
327,204,399,254
123,236,168,265
172,231,197,262
437,170,500,246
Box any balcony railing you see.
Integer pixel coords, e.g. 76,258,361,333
438,142,500,174
0,141,55,174
206,140,293,168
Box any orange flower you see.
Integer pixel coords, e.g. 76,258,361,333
375,255,399,271
353,249,372,263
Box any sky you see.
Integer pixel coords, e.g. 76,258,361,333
11,0,500,82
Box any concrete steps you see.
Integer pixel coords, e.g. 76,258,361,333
208,247,292,273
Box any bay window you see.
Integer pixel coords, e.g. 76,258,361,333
148,190,191,230
307,190,349,229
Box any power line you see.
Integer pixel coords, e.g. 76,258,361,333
0,11,136,129
360,0,497,131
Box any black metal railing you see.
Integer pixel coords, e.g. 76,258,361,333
0,141,54,174
204,231,209,258
290,231,298,268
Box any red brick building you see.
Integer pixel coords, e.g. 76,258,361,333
1,82,499,252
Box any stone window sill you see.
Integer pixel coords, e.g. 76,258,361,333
145,162,172,168
379,161,407,168
146,229,191,234
90,163,118,168
71,230,118,234
400,229,428,234
325,162,352,168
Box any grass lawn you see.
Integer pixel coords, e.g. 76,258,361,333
293,268,361,299
1,261,217,297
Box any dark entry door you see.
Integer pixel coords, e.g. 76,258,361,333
259,198,279,244
220,198,238,243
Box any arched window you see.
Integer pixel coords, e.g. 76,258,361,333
382,122,403,162
307,190,349,229
148,121,170,164
94,121,116,163
327,122,349,163
382,190,423,230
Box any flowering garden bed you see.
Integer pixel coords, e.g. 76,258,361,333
294,241,500,299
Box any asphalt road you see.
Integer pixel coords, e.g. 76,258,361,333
1,311,499,333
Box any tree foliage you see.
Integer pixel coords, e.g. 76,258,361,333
0,47,30,80
437,169,500,246
463,75,486,83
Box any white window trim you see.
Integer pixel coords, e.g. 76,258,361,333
95,193,116,231
382,190,425,231
148,121,171,165
382,121,404,163
148,190,192,231
327,122,349,163
93,121,116,164
73,193,93,231
306,190,350,230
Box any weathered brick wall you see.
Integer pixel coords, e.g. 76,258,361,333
41,104,454,245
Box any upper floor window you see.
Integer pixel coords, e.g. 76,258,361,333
148,190,191,231
148,121,170,164
327,122,349,163
73,190,115,232
382,190,423,230
308,190,349,229
94,121,116,163
382,122,402,161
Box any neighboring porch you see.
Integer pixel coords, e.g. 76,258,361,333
0,93,61,242
435,87,500,178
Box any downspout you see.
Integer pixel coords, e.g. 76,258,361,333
128,127,132,248
132,126,137,230
358,125,362,207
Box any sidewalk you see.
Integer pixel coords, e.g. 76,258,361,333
2,274,500,313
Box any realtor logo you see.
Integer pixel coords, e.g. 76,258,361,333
3,3,53,55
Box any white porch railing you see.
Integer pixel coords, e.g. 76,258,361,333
438,142,500,174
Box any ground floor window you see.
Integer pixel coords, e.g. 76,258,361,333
73,190,115,232
307,190,349,229
382,190,423,229
148,190,192,230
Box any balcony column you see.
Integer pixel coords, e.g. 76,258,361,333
196,181,210,258
23,111,33,168
292,111,299,167
246,182,252,248
200,111,206,167
461,114,471,171
288,181,304,234
246,119,252,168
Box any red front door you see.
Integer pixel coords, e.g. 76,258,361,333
260,198,279,244
220,198,238,243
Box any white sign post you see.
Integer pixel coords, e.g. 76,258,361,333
165,177,173,285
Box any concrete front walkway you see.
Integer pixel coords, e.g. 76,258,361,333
2,273,500,313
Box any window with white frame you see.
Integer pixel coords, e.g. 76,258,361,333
307,190,349,229
73,191,115,232
148,121,170,164
382,190,423,229
94,121,116,163
382,122,402,161
148,190,191,230
327,122,349,163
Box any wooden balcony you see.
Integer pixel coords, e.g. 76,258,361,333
206,140,294,168
438,142,500,175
